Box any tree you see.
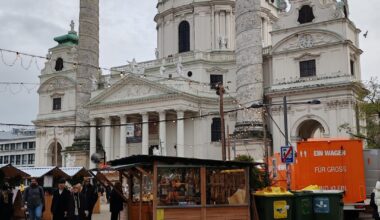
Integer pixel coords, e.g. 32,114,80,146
340,78,380,148
234,155,271,190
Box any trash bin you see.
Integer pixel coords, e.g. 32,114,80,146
255,187,293,220
292,191,313,220
312,190,344,220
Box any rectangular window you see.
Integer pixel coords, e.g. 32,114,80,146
0,156,2,164
4,144,9,151
29,142,35,149
300,60,316,77
23,142,28,150
16,155,21,165
350,60,355,76
53,97,62,110
206,168,247,205
28,154,35,165
10,155,15,164
157,167,201,206
211,118,221,142
22,155,27,165
4,156,9,164
16,143,22,150
10,144,15,150
210,75,223,90
0,145,3,151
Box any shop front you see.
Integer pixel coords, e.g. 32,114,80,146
104,155,255,220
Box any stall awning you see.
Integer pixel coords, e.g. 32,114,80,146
0,164,30,178
60,167,90,178
109,155,257,168
20,167,69,178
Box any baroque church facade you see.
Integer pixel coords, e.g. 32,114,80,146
34,0,363,168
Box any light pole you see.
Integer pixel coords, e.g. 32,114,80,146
250,97,321,190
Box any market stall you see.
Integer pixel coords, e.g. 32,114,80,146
103,155,256,220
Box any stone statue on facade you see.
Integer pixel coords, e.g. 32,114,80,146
70,20,75,32
91,75,98,91
176,56,183,76
218,36,229,49
160,59,166,75
128,58,138,74
155,48,159,59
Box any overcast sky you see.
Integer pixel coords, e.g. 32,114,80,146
0,0,378,127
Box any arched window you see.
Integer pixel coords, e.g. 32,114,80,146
55,57,64,71
298,5,315,24
178,21,190,53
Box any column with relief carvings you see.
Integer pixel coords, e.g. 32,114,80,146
119,115,127,158
159,111,167,156
89,119,97,168
177,111,185,157
104,117,111,162
142,113,149,155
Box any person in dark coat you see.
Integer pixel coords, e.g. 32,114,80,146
68,184,86,220
82,178,98,220
24,178,45,220
0,183,13,220
371,188,380,220
109,181,124,220
51,178,71,220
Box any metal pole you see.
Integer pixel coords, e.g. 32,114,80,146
227,125,231,161
218,84,227,161
54,127,58,166
283,96,291,190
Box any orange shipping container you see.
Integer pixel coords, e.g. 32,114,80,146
294,139,366,204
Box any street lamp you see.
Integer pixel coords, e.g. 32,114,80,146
250,97,321,190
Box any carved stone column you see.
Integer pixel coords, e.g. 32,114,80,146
104,117,111,162
142,113,149,155
159,111,167,156
235,0,264,136
73,0,99,146
177,111,185,157
89,119,97,168
119,115,127,158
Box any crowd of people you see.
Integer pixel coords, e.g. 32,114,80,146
0,177,125,220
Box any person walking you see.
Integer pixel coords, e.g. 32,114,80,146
82,178,98,220
109,181,124,220
371,181,380,220
24,178,45,220
68,184,85,220
0,183,13,220
51,178,71,220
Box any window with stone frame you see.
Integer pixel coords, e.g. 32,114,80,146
300,60,316,77
28,154,35,165
350,60,355,76
210,74,223,90
52,97,62,111
55,57,64,71
298,5,315,24
178,21,190,53
211,118,221,142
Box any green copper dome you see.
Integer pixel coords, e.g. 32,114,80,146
53,21,79,47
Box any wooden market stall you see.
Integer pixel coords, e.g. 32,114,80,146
99,155,257,220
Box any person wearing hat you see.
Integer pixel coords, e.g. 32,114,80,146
82,177,98,220
371,181,380,220
68,184,86,220
51,178,70,220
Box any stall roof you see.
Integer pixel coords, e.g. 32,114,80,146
20,167,69,178
109,155,257,168
0,164,30,178
60,167,90,177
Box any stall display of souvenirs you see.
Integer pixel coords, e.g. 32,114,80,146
206,169,246,205
157,167,201,206
132,174,153,202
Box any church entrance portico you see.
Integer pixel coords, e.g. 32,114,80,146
47,141,63,167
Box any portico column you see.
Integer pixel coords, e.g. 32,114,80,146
177,111,185,157
142,113,149,155
159,111,167,156
119,115,127,158
89,119,97,168
104,117,111,162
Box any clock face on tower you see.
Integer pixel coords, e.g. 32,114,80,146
299,34,314,48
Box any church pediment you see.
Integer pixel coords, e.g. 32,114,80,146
38,76,76,94
88,75,181,106
272,30,344,53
